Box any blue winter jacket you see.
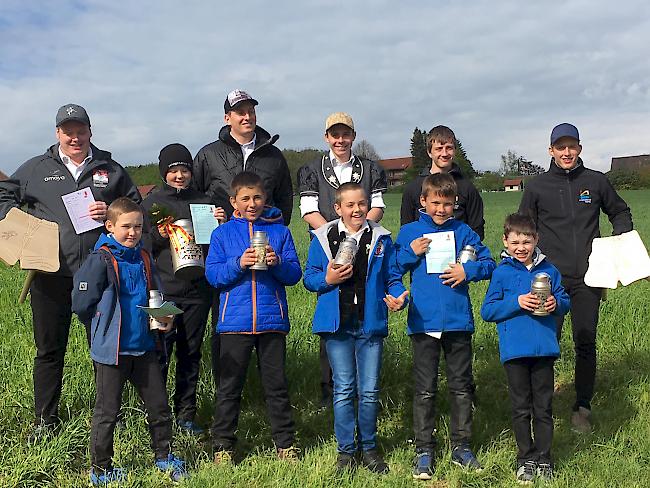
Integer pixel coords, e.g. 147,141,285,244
72,234,162,365
481,250,571,363
304,220,408,337
205,207,301,334
394,211,495,335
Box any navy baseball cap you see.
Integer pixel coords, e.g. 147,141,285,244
550,123,579,145
56,104,91,127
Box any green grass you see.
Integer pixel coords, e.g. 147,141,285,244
1,190,650,487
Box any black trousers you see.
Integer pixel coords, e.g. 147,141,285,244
91,352,172,469
504,357,555,465
555,276,602,410
411,332,474,450
210,295,221,391
160,300,210,421
29,273,74,425
211,333,295,450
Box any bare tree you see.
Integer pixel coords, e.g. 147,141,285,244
353,139,381,161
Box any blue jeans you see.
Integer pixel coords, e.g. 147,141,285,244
323,319,383,454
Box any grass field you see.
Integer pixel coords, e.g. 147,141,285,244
1,190,649,487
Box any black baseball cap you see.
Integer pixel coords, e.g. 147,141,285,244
56,104,91,127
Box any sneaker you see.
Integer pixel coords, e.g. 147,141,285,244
537,462,553,481
361,449,389,474
451,445,483,471
571,406,592,433
277,445,300,461
90,467,126,486
335,452,355,472
176,419,204,436
214,448,234,465
516,460,536,485
155,453,188,482
412,450,434,480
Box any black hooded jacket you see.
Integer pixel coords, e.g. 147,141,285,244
400,163,485,239
192,125,293,224
518,158,633,278
141,184,214,303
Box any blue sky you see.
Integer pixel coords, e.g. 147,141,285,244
1,0,649,175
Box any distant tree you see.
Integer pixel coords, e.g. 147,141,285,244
473,171,503,192
499,150,543,177
407,127,429,180
353,139,381,161
454,139,476,178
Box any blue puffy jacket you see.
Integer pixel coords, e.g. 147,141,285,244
72,234,162,365
205,207,301,334
481,250,571,363
304,220,407,337
394,211,495,334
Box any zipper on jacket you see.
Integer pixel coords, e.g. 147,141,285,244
221,292,230,322
249,222,257,333
275,290,284,320
566,177,578,277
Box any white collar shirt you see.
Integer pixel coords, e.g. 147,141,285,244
241,134,257,170
59,146,93,181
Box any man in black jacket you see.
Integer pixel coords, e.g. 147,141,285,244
400,126,484,239
519,123,633,433
0,104,141,438
192,89,293,224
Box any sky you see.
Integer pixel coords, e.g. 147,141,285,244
1,0,649,175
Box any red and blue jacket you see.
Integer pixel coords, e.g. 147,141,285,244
205,206,301,334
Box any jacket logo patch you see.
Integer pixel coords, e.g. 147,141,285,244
44,169,66,182
79,282,88,291
374,241,385,257
93,169,109,188
454,195,460,210
578,190,592,204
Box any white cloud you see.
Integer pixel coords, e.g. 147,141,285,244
1,0,649,175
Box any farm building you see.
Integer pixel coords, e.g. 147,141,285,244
0,170,8,181
138,184,157,197
610,154,650,171
504,177,524,192
378,157,412,187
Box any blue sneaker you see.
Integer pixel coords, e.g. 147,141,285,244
155,453,188,482
412,450,434,480
451,445,483,471
90,467,126,486
176,419,204,436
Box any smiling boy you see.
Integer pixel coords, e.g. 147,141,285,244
481,213,570,484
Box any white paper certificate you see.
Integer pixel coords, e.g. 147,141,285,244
424,231,456,274
61,188,104,235
189,204,219,244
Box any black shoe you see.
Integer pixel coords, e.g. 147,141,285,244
361,449,389,474
335,453,356,472
320,389,333,410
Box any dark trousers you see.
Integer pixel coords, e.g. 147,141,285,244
91,352,172,469
320,336,333,399
160,300,210,421
210,295,221,391
411,332,474,451
555,276,601,410
212,333,295,450
504,357,555,465
30,273,74,425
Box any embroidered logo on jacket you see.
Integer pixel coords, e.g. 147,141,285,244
374,241,385,257
578,190,592,204
93,169,109,188
43,169,66,182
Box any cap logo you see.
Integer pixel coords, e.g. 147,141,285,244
228,90,251,106
66,106,76,115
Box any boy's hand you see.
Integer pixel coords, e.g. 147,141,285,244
213,206,227,223
410,237,431,256
239,248,258,269
518,292,541,312
157,224,169,239
440,263,466,288
384,290,409,311
266,245,278,267
544,294,557,313
155,315,175,333
325,261,353,285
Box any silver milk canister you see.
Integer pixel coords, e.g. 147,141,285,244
531,272,552,316
250,230,268,270
457,245,477,264
170,219,205,280
333,237,359,269
148,289,166,330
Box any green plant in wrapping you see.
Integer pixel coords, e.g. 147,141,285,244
148,203,176,226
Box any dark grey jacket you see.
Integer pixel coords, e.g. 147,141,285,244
0,144,141,276
192,125,293,224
